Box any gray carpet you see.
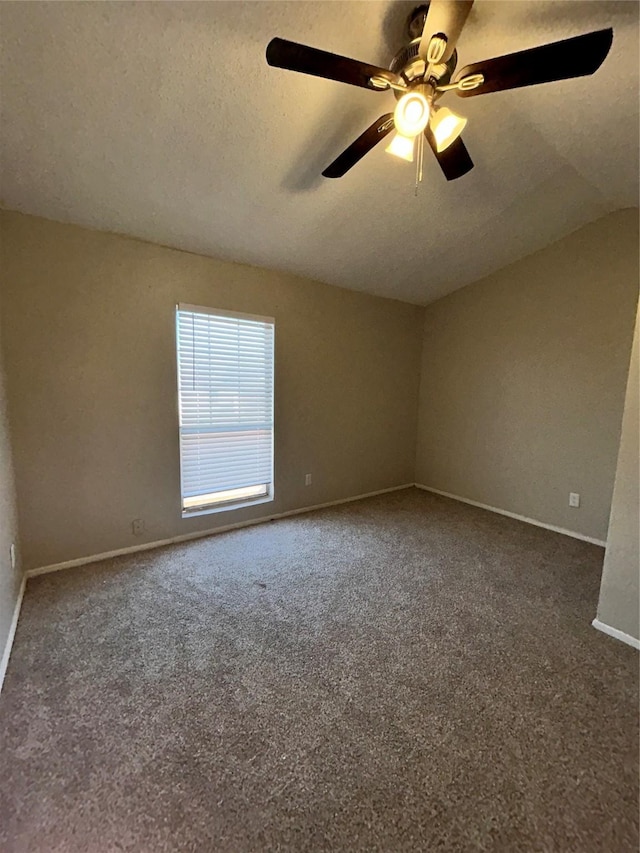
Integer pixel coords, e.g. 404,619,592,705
0,488,637,852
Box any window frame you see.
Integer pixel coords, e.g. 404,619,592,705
175,303,275,518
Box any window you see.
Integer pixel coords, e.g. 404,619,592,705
176,304,274,515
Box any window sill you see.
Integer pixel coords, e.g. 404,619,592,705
181,494,274,519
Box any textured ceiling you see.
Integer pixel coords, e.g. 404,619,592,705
1,1,638,305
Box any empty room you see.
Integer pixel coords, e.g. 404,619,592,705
0,1,638,850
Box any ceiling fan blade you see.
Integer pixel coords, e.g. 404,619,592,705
266,38,401,91
418,1,474,63
424,127,474,180
323,114,395,178
455,28,613,97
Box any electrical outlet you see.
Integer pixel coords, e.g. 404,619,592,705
10,543,16,570
132,518,145,536
305,473,312,486
569,493,580,508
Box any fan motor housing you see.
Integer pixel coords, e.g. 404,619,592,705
390,4,458,96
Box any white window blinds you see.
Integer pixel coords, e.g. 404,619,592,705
176,305,274,513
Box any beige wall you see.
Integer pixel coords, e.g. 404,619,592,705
415,208,639,543
0,299,21,659
2,207,638,573
596,303,639,640
0,210,423,570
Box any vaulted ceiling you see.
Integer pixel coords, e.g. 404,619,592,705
1,1,638,305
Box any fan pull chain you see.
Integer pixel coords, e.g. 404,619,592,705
414,133,424,196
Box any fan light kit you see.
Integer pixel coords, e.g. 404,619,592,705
430,107,467,153
386,132,415,163
394,91,430,137
266,1,613,189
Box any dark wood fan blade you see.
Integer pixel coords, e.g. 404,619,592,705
323,114,395,178
424,127,474,180
266,38,401,91
455,28,613,97
418,0,474,63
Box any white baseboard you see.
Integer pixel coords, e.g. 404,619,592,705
0,574,26,695
26,483,415,578
415,484,607,547
592,618,640,650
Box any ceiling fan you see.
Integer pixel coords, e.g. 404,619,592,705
265,1,613,182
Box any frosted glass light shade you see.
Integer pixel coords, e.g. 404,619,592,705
431,107,467,152
385,133,415,162
393,92,430,138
